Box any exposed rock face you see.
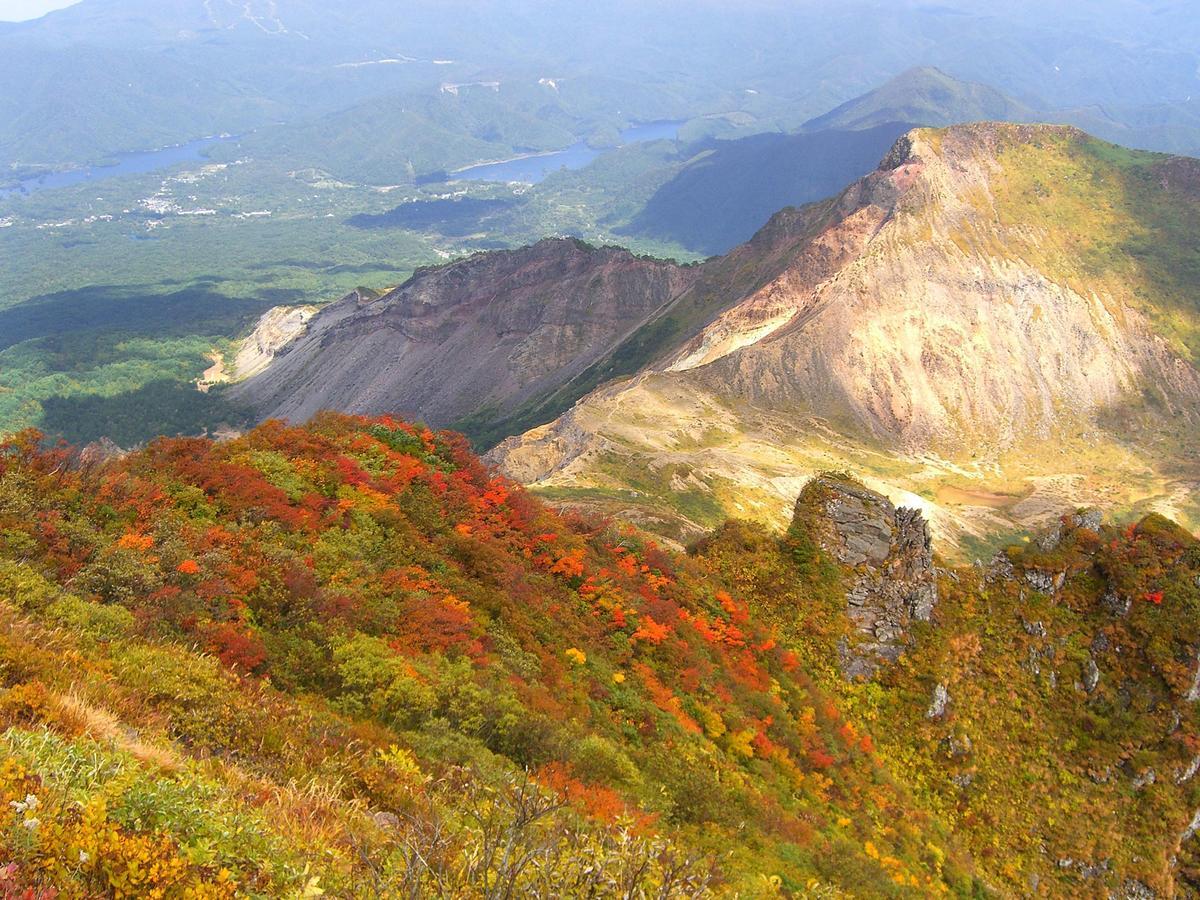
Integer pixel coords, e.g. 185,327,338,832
233,239,692,428
491,123,1200,552
795,476,938,678
232,303,320,381
76,436,127,466
927,683,950,719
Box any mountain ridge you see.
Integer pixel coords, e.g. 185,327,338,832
488,123,1200,549
231,238,695,427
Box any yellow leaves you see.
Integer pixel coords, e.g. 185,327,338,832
756,873,784,895
0,775,236,899
611,671,625,684
864,840,880,860
729,729,756,759
696,703,726,738
376,744,427,786
564,648,587,666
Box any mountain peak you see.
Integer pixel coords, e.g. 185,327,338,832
492,122,1200,550
803,68,1034,133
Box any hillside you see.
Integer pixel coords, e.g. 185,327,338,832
2,418,1200,895
231,239,694,427
490,124,1200,551
699,474,1200,897
0,414,984,897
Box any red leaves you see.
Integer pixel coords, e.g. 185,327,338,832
206,623,268,674
537,762,633,824
335,455,370,487
392,595,484,659
631,615,672,645
807,747,836,769
1145,590,1164,605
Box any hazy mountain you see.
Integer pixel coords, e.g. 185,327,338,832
4,0,1200,168
801,66,1035,132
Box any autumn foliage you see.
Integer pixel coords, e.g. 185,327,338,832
0,414,974,896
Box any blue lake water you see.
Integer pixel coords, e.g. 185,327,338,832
0,137,231,199
454,119,684,184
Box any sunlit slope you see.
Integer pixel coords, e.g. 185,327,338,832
492,124,1200,552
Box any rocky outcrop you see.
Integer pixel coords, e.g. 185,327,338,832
794,475,938,678
232,303,320,381
76,436,127,467
927,683,950,719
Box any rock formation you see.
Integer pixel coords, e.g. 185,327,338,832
793,475,938,678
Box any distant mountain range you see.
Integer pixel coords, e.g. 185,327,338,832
3,1,1200,171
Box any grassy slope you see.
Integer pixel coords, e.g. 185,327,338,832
0,416,988,897
982,128,1200,365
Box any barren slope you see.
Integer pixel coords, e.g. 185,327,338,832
232,238,694,427
491,125,1200,551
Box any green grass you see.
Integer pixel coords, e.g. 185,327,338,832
988,128,1200,365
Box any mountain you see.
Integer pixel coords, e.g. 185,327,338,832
237,124,1200,553
231,239,693,426
3,416,1200,895
488,123,1200,550
801,66,1035,133
801,64,1200,159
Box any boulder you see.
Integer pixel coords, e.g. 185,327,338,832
927,683,950,719
1084,657,1101,694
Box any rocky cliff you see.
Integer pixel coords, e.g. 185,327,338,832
792,476,938,678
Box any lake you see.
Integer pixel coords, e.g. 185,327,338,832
0,136,232,199
454,119,684,184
